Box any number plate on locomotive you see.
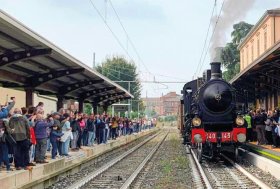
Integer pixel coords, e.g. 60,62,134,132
206,132,232,142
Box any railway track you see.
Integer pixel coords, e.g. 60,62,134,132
67,131,168,189
188,146,272,189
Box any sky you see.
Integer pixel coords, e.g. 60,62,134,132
0,0,279,97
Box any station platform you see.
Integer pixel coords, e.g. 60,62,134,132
245,142,280,163
0,129,157,189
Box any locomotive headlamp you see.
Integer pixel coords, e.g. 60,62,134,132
192,117,201,127
235,116,245,126
237,133,246,143
194,134,202,143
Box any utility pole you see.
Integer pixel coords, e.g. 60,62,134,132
137,101,140,120
128,81,131,118
93,52,95,68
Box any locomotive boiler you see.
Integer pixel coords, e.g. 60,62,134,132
181,62,246,162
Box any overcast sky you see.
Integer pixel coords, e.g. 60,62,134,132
1,0,279,97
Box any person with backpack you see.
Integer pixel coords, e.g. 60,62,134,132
9,108,31,170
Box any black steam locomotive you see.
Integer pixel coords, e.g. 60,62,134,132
180,62,246,162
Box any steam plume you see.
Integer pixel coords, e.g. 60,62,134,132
210,0,256,61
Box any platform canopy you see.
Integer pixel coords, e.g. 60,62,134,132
0,10,133,107
230,41,280,103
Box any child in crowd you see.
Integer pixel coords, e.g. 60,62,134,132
50,125,63,159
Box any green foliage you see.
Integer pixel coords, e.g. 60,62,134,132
231,21,254,45
221,21,253,81
96,56,142,111
84,103,92,114
164,115,177,122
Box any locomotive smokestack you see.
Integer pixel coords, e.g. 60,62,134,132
210,62,221,79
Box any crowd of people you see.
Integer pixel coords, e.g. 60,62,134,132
0,98,156,171
244,108,280,148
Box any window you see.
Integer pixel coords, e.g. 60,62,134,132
251,41,254,61
246,46,249,65
264,30,267,50
257,36,260,56
241,50,244,69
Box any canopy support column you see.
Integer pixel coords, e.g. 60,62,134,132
79,98,84,113
25,88,34,108
57,95,64,111
92,103,98,114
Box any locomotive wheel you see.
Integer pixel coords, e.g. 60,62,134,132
197,143,203,163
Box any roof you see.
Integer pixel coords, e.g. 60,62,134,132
230,39,280,84
238,8,280,50
230,40,280,103
0,10,133,106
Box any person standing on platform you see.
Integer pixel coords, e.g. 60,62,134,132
104,115,110,143
264,110,273,145
0,119,12,171
52,112,62,155
82,114,88,146
60,113,72,157
34,114,53,163
36,102,44,115
50,125,63,159
244,112,252,142
77,114,85,149
111,117,118,139
99,115,106,143
254,109,267,145
70,113,80,150
95,114,101,144
271,111,279,148
9,108,31,170
87,114,96,146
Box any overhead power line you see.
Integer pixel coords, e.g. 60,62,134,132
88,0,135,63
197,0,225,75
101,66,134,79
194,1,216,78
108,0,152,75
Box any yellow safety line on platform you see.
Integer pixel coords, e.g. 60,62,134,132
252,147,280,161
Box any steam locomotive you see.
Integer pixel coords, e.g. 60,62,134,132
180,62,246,162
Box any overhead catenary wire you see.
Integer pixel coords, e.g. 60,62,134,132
89,0,176,96
101,66,135,79
194,1,216,78
108,0,152,75
197,0,225,75
88,0,136,64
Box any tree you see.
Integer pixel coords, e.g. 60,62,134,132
221,21,253,81
96,56,143,111
231,21,253,45
84,103,92,114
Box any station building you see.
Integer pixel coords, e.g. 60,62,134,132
0,10,133,113
231,8,280,111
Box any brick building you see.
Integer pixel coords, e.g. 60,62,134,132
142,92,181,116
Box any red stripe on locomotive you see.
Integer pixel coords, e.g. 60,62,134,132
191,127,246,143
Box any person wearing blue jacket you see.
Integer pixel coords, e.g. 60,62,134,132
34,114,53,163
0,100,15,119
50,125,63,159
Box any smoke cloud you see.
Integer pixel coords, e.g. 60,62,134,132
210,0,256,61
